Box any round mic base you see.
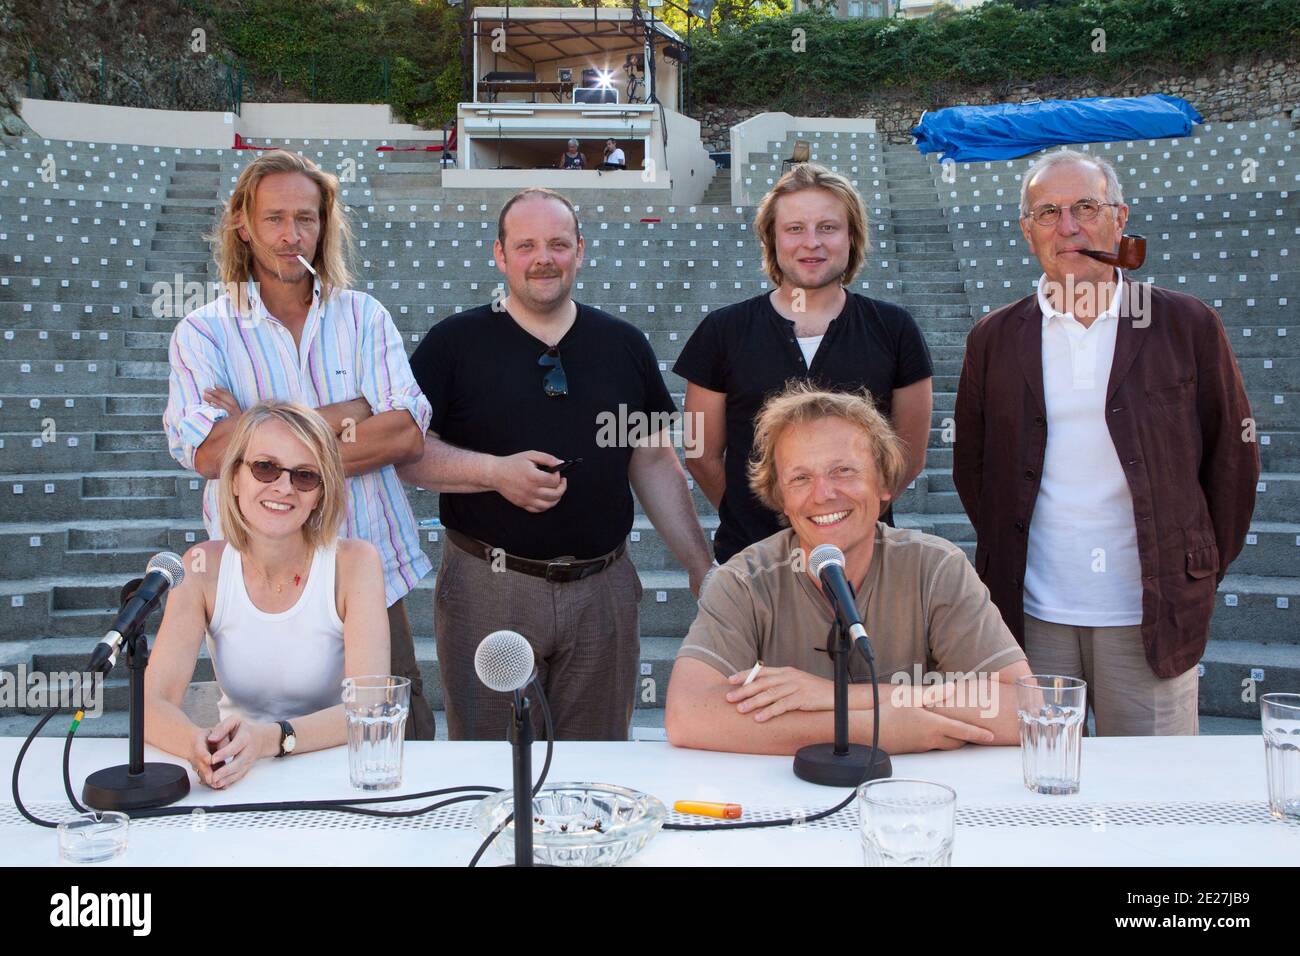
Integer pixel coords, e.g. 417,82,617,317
793,743,892,787
82,762,191,811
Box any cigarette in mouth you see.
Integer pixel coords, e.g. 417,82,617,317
296,254,317,275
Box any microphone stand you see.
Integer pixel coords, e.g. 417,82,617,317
82,586,190,811
793,589,893,788
82,629,191,810
507,688,537,867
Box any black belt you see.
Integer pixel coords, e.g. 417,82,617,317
446,528,626,583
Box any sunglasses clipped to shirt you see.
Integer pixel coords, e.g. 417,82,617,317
538,347,568,397
242,458,323,492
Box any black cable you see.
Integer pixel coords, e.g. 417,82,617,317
63,720,89,816
130,790,495,821
468,681,555,867
17,641,881,849
10,700,503,829
662,640,884,832
10,709,65,828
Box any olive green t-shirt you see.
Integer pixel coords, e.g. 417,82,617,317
678,524,1025,683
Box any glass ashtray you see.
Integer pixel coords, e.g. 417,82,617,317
58,811,129,864
473,783,666,867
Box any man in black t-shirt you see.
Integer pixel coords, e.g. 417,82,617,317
674,163,934,565
399,187,713,741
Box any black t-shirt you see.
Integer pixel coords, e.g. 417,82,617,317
673,291,933,564
410,302,677,560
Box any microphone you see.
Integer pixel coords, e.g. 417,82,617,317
81,550,191,811
808,544,872,662
793,544,892,787
88,552,185,674
474,630,545,867
474,629,537,695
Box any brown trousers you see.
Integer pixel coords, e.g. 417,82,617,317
387,598,436,740
1023,613,1199,736
433,540,642,741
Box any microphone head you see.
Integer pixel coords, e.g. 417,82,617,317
147,551,186,589
474,630,536,693
808,543,846,579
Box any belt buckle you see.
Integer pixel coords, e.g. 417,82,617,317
545,557,576,582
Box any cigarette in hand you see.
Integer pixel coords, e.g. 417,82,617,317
296,254,317,275
742,661,763,686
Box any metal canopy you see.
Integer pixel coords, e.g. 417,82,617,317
473,6,681,66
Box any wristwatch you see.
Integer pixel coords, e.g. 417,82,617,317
275,720,297,758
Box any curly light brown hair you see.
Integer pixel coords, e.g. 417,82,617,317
209,149,354,306
753,163,869,290
748,381,906,523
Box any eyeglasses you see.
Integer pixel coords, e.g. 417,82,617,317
538,347,568,397
1022,198,1121,227
242,458,323,492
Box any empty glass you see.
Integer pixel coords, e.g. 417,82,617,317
58,811,129,864
1261,693,1300,822
1016,675,1087,795
342,675,411,791
857,779,956,867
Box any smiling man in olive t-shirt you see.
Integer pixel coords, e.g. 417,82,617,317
665,384,1029,757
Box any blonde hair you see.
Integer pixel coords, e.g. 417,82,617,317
217,401,346,553
748,382,906,523
753,163,869,289
209,150,354,305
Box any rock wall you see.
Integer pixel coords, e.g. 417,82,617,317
695,55,1300,151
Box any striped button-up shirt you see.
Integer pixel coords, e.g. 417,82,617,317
164,279,432,606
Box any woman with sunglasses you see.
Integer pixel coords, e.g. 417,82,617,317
145,401,390,788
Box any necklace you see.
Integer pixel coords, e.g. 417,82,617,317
248,552,308,595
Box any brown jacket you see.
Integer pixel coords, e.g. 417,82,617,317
953,283,1259,678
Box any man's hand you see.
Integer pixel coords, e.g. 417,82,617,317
317,397,373,436
203,387,242,421
877,689,996,752
489,451,568,513
724,665,834,722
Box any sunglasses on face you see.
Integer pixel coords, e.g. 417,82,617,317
242,458,323,492
538,347,568,398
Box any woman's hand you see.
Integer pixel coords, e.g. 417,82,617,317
202,715,275,789
187,727,221,788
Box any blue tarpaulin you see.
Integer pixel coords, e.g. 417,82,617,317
912,95,1204,163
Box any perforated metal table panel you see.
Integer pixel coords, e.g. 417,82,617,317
4,736,1295,866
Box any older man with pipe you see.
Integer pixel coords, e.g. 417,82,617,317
953,149,1259,736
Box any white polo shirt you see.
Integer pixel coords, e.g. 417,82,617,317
1023,270,1143,627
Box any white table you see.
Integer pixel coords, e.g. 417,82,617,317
3,735,1295,866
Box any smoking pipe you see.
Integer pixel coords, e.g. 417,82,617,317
1078,234,1146,270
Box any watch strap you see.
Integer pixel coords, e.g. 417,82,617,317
275,720,295,757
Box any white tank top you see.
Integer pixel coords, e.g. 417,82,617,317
205,542,346,724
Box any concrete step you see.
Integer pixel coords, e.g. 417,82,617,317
1199,639,1300,718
